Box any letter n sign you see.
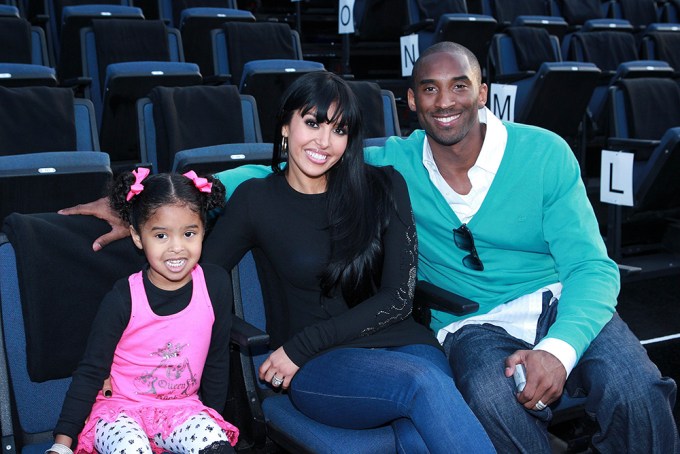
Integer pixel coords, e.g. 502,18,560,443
400,35,419,77
489,84,516,122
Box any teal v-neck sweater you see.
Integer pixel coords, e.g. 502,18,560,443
364,125,619,360
216,122,620,361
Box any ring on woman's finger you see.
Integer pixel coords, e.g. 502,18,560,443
271,375,284,387
534,400,547,411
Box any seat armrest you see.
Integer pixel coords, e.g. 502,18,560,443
403,18,435,35
202,74,231,85
494,71,536,83
415,280,479,316
60,76,92,94
231,316,270,348
607,137,660,150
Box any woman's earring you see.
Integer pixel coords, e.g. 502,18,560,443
281,136,289,158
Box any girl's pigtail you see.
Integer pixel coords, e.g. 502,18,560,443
108,171,137,225
204,175,226,212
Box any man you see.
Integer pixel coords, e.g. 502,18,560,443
62,42,679,453
361,41,679,452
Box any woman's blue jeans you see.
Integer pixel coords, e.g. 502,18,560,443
444,313,680,454
289,344,495,453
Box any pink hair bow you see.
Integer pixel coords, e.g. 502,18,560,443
126,167,151,201
183,170,212,193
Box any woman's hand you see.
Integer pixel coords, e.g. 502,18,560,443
58,197,130,251
259,347,300,390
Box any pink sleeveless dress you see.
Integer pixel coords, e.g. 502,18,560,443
75,265,238,453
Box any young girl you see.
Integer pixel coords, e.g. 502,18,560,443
49,169,238,454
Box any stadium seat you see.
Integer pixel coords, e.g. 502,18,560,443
0,213,147,454
155,0,237,28
561,19,664,156
404,0,497,79
0,86,99,155
211,21,325,142
488,27,600,165
178,7,255,77
346,80,401,139
551,0,611,29
0,13,56,86
640,23,680,76
55,4,144,83
80,19,202,171
481,0,568,37
609,0,661,31
604,77,680,272
0,151,112,222
226,250,400,452
136,85,263,172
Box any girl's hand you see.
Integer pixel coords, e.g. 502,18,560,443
58,197,130,251
259,347,300,390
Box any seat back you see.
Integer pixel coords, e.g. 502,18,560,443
346,80,401,139
137,88,263,172
552,0,609,28
640,25,680,76
0,213,145,453
0,85,87,155
605,77,680,259
610,0,660,31
405,0,497,77
238,59,325,142
211,22,303,83
482,0,555,28
0,151,111,223
80,19,202,170
178,7,255,76
157,0,237,28
608,77,680,210
55,4,144,82
0,15,50,66
489,27,562,78
46,0,132,52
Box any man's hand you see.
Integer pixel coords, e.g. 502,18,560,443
259,347,300,390
505,349,566,411
58,197,130,251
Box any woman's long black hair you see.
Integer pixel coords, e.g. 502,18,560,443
272,71,394,307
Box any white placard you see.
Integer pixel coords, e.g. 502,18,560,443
338,0,355,34
400,34,419,77
600,150,634,206
489,84,517,122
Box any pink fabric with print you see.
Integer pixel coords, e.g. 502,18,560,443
76,265,238,453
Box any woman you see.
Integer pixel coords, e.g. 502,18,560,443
203,71,494,453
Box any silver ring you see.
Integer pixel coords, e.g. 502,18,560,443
534,400,547,411
271,375,284,387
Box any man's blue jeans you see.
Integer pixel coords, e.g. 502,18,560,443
444,313,680,453
289,344,495,453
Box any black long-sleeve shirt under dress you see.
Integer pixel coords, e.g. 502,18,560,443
53,264,233,441
202,166,440,367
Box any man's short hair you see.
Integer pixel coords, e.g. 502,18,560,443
410,42,482,88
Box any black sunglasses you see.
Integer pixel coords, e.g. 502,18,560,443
453,224,484,271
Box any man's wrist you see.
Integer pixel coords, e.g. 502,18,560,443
533,337,577,377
